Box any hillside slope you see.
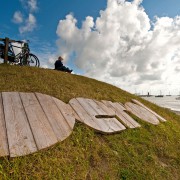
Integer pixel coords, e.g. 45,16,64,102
0,64,180,180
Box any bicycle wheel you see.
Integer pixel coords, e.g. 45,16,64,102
27,53,40,67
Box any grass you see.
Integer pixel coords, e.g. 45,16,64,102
0,64,180,180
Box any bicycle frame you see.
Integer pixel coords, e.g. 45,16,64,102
0,38,40,67
8,42,30,64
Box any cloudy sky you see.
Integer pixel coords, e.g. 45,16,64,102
0,0,180,95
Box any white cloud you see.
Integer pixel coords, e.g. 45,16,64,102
20,0,38,12
28,0,38,12
19,13,36,34
56,0,180,95
12,11,24,24
12,0,38,34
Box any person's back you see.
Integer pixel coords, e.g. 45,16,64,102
55,58,63,70
54,56,73,73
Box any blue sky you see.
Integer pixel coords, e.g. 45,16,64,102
1,0,179,52
0,0,179,54
0,0,180,95
0,0,107,52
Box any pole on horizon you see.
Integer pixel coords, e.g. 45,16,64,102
4,37,9,64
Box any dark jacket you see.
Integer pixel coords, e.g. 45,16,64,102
55,60,63,70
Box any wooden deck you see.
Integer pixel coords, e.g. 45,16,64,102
0,92,167,158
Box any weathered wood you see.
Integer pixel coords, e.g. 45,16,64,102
52,97,76,129
111,102,140,128
94,100,116,115
86,99,126,131
125,102,159,125
36,93,75,141
102,100,134,128
77,98,125,133
77,98,112,131
0,91,168,158
113,102,126,111
70,98,118,133
131,99,166,122
69,98,101,129
20,92,58,150
102,100,140,128
0,93,9,157
2,92,37,157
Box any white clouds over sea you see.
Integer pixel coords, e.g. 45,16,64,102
56,0,180,95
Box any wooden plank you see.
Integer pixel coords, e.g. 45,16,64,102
94,100,116,115
94,100,127,131
102,100,135,128
125,102,159,125
69,98,101,129
0,93,9,157
52,97,76,130
102,100,140,128
36,93,74,141
127,102,158,123
20,93,58,150
77,98,117,133
87,99,126,131
111,102,140,128
131,99,166,122
2,92,37,157
127,102,156,123
101,100,115,110
69,98,108,132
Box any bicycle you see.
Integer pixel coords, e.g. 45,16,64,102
0,40,40,67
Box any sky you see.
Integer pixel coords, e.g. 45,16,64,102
0,0,180,95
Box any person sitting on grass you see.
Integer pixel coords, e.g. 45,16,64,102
54,56,72,73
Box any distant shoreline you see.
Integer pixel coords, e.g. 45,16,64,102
142,96,180,116
171,110,180,115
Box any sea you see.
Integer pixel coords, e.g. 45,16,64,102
143,95,180,113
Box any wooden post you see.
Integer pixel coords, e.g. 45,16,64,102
4,37,9,64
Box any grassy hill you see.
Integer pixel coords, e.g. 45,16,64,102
0,64,180,180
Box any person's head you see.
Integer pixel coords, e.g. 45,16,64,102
58,56,63,61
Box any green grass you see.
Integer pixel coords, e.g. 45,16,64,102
0,64,180,180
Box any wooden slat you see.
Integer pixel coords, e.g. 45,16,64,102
69,98,101,129
20,93,58,150
111,102,140,128
125,102,159,125
77,98,126,132
95,100,131,128
77,98,117,133
94,100,116,115
36,93,75,141
87,99,126,131
102,100,140,128
0,93,9,157
114,102,126,111
131,99,167,122
69,98,110,133
2,92,37,157
102,100,135,128
52,97,76,130
127,102,158,123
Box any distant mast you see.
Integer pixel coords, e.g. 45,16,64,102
155,90,164,98
166,91,171,96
